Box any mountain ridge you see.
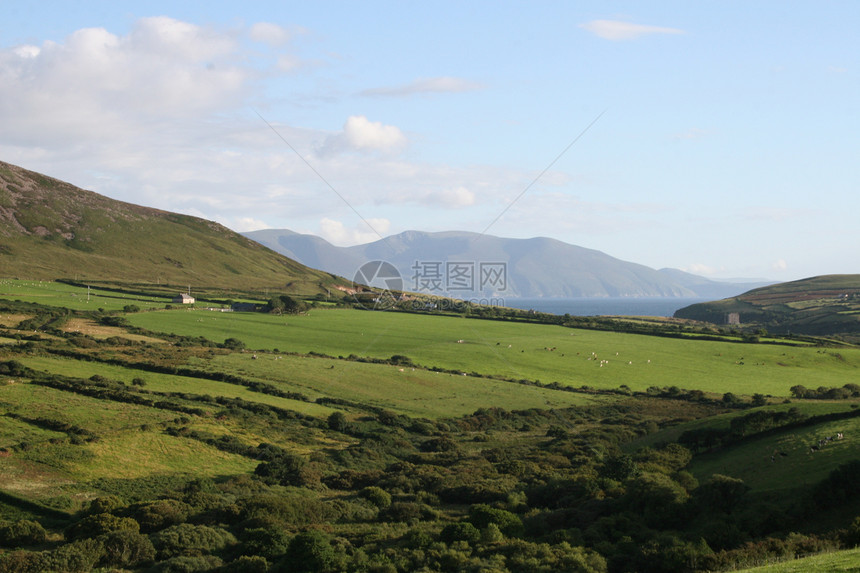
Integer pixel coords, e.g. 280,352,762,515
245,228,772,299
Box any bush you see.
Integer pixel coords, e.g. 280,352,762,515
98,529,156,568
44,538,104,572
150,523,237,559
0,520,47,547
360,486,392,510
282,530,339,573
238,526,291,560
86,495,125,515
0,550,49,572
469,504,524,537
222,338,246,350
327,412,349,433
127,499,192,533
440,522,481,545
66,513,139,541
222,555,269,572
148,554,223,572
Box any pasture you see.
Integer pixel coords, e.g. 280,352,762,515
735,548,860,572
17,352,596,421
128,308,860,396
686,408,860,492
0,280,170,312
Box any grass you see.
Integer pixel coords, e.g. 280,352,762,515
685,407,860,492
194,352,599,418
629,401,860,450
17,351,595,421
16,355,333,418
734,547,860,572
61,317,166,343
0,280,171,312
71,431,257,481
128,307,860,396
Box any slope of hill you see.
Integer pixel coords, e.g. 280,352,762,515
245,228,770,299
674,274,860,339
0,161,344,294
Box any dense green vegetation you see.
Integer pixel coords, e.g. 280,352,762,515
0,281,858,572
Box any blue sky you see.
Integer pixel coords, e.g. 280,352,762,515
1,1,857,282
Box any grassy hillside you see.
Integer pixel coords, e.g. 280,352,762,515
675,275,860,341
127,307,860,397
0,161,346,295
734,548,860,572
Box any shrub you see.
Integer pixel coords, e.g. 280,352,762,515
98,529,156,568
238,527,291,560
0,520,47,547
327,412,349,433
127,499,192,533
360,486,392,510
222,555,269,572
44,538,104,572
440,522,481,545
469,504,524,537
66,513,140,541
148,554,223,572
86,495,125,515
150,523,237,559
282,529,339,573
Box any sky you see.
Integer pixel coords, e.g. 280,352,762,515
1,1,858,282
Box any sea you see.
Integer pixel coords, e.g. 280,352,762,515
503,297,708,318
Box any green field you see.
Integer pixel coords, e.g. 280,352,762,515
0,280,172,312
736,548,860,572
687,410,860,491
128,308,860,396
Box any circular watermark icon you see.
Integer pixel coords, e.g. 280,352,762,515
352,260,403,310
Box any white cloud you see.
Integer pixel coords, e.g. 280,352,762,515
344,116,407,150
772,259,788,271
362,76,484,97
682,263,724,276
437,186,476,208
0,17,248,146
319,217,390,246
232,217,271,232
319,115,407,155
249,22,290,46
580,19,684,41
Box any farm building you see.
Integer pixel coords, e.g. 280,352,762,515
172,293,195,304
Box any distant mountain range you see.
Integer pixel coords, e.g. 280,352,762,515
244,228,772,299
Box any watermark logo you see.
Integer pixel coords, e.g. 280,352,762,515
412,261,507,293
352,260,403,310
353,259,508,310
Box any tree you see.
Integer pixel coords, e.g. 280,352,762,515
283,530,339,573
222,337,246,351
693,474,750,514
327,412,349,433
98,529,156,569
267,295,306,315
599,454,638,481
440,522,481,545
